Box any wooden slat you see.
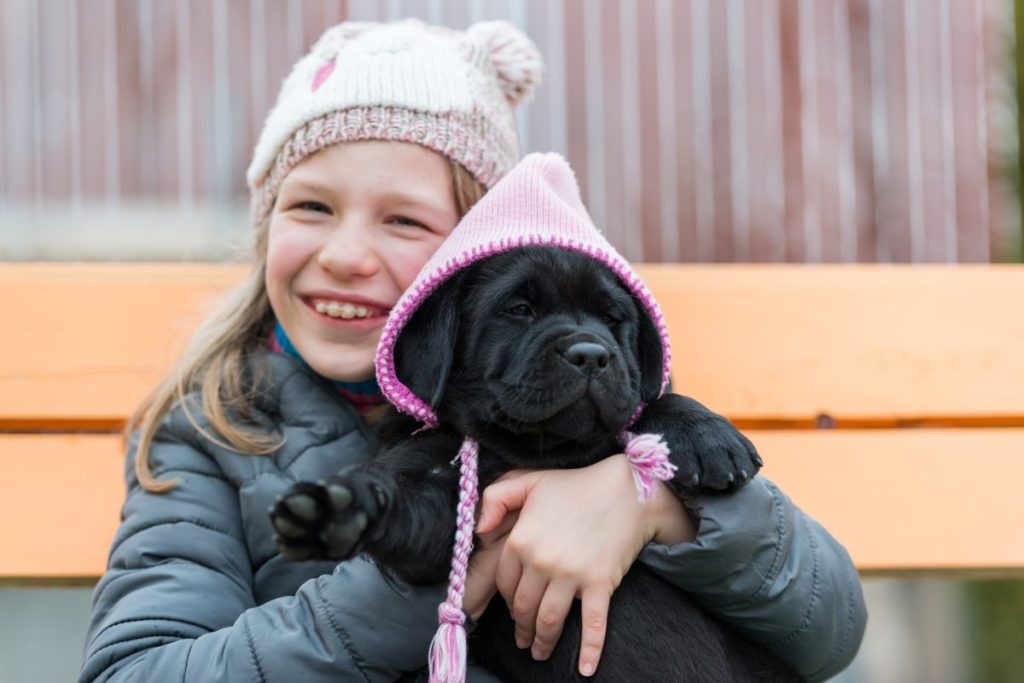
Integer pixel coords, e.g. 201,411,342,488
641,264,1024,426
757,429,1024,573
3,263,1023,428
0,434,124,581
4,428,1023,581
0,263,245,429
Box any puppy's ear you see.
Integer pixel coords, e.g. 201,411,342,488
634,298,665,402
394,274,463,410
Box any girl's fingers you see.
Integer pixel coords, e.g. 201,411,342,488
477,473,538,534
509,567,548,649
530,578,575,661
463,536,506,622
577,585,611,678
495,542,524,604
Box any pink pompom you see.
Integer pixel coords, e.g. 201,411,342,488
622,432,677,502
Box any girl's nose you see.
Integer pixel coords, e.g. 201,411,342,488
316,221,380,280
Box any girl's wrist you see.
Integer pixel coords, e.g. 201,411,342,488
644,483,696,546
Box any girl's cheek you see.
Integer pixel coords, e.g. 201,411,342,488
386,235,448,291
266,223,319,286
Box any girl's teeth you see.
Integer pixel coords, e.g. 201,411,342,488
314,301,371,319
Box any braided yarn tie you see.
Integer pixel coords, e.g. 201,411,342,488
621,432,677,502
428,437,480,683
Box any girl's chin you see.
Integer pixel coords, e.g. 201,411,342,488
304,349,376,383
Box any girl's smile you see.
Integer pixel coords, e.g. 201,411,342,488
302,291,390,319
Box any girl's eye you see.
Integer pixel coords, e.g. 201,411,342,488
503,303,534,318
294,200,331,214
388,215,428,229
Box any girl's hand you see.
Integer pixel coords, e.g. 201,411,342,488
475,455,696,677
463,536,505,622
463,511,519,622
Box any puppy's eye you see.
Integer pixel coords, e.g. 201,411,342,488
503,303,534,318
600,312,620,325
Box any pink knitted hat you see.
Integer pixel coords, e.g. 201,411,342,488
377,152,672,424
247,19,543,229
375,153,676,683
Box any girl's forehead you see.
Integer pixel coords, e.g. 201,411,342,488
282,141,456,206
293,140,449,176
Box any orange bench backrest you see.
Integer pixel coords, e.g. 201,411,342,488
2,263,1022,581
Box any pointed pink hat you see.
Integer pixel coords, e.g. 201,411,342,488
375,152,672,426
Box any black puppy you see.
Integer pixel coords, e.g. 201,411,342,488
271,247,803,682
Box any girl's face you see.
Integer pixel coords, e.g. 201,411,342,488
266,141,459,381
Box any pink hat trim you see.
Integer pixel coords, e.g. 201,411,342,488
375,154,673,429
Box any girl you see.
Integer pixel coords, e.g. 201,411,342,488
81,19,865,683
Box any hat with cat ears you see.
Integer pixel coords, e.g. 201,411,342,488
375,152,673,429
247,18,544,229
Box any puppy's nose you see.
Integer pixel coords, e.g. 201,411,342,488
565,342,610,372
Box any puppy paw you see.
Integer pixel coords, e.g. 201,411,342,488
636,393,763,493
671,413,762,492
270,472,385,561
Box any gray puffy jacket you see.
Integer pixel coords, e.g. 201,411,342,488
81,352,866,682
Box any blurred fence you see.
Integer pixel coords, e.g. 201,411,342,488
0,0,1018,262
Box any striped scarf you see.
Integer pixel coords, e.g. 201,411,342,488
268,322,387,417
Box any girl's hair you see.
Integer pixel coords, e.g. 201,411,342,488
131,158,488,492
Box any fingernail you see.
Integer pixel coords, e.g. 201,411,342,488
580,661,595,677
515,635,529,649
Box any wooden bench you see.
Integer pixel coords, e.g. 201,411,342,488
3,262,1023,585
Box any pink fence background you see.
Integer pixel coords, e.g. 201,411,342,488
0,0,1017,262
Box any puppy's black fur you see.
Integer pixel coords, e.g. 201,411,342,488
271,248,803,682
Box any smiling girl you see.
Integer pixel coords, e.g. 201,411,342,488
266,142,463,382
80,19,865,683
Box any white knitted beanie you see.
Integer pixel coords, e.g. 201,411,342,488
246,19,543,228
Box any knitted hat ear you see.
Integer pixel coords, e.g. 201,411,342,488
467,21,543,107
308,21,375,59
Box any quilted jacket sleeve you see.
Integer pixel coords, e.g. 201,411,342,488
80,433,446,683
637,477,867,682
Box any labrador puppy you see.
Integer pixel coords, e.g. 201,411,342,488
271,247,803,682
